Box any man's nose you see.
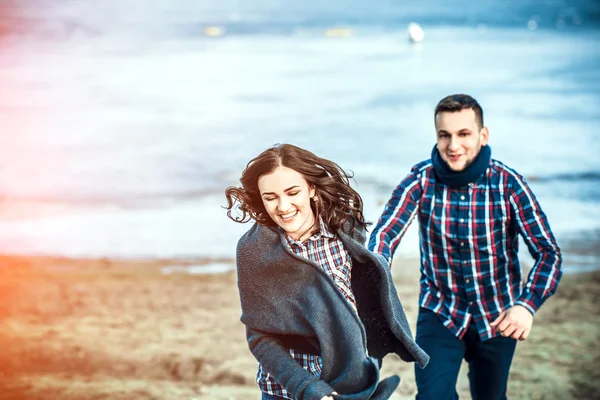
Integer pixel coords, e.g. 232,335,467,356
448,136,460,151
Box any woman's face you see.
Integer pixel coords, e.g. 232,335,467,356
258,165,316,241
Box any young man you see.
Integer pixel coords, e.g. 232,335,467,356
368,94,562,400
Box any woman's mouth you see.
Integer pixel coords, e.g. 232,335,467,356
280,210,298,221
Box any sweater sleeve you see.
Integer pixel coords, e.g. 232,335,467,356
246,327,335,400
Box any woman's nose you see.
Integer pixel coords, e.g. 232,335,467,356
277,197,292,212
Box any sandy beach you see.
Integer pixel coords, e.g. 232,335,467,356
0,254,598,400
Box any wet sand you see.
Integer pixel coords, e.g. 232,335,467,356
0,254,598,399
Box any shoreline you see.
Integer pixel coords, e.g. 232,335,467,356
0,254,236,273
0,249,595,276
2,195,599,275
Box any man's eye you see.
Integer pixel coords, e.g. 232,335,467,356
288,192,299,196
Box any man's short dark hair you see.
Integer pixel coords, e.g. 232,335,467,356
435,94,484,129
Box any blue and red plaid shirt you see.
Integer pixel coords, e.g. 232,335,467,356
368,158,562,341
257,217,358,398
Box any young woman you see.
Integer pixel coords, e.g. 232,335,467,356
225,144,428,400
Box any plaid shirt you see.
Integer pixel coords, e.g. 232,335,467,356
368,159,562,341
257,217,357,398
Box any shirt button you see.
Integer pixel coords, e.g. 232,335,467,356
460,242,465,247
466,279,471,283
462,260,467,264
459,218,464,223
460,195,465,200
469,301,474,305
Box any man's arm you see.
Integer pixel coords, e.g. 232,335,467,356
246,327,335,400
508,173,563,315
367,169,423,264
491,173,563,340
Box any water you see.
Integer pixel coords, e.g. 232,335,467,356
0,0,599,273
161,263,234,275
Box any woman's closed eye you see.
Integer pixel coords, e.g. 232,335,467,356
263,191,300,202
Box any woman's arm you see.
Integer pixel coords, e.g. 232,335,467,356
246,327,336,400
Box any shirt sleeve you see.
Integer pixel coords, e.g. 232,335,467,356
508,174,563,315
367,168,422,265
246,327,335,400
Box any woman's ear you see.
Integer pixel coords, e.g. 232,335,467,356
309,186,316,199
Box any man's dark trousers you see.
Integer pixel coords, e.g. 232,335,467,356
414,308,517,400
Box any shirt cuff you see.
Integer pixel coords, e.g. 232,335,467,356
515,291,543,315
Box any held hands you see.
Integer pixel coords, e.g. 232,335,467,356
490,305,533,341
321,392,339,400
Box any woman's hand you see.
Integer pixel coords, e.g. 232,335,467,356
320,392,338,400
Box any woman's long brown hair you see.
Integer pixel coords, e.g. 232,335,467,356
224,144,368,233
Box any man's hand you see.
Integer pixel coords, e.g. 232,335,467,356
321,392,339,400
490,305,533,341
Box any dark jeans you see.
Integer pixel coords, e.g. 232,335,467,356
262,393,287,400
414,308,517,400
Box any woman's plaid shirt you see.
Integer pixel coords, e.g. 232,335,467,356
368,159,562,341
257,217,358,399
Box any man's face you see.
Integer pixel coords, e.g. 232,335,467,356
435,108,489,172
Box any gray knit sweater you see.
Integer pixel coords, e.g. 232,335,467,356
236,219,429,400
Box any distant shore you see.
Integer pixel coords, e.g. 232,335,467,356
0,254,598,399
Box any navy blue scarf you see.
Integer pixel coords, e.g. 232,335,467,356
431,145,491,188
